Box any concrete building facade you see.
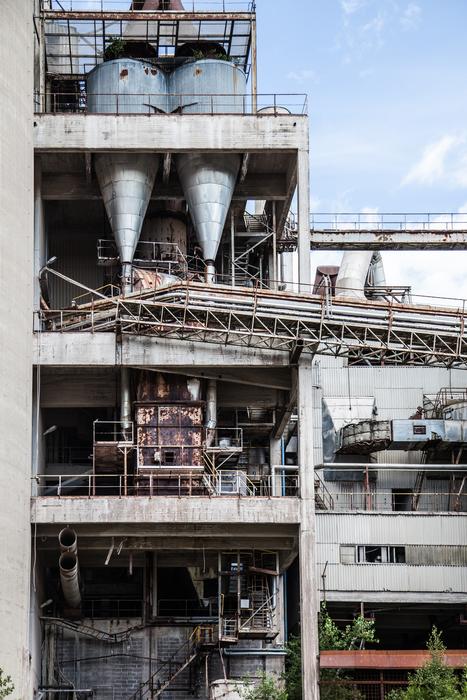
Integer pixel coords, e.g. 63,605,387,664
0,2,466,699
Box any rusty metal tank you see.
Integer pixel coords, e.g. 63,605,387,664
87,58,168,114
87,59,167,293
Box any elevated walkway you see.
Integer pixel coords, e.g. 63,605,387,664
39,280,467,367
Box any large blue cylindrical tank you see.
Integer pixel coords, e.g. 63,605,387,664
87,58,168,114
170,59,247,114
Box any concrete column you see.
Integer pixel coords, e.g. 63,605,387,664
269,436,282,496
34,157,46,327
0,1,34,697
297,149,311,292
297,361,319,699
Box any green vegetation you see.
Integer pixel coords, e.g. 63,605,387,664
386,628,467,700
192,48,232,62
104,37,126,60
0,669,14,699
283,604,378,700
242,672,288,700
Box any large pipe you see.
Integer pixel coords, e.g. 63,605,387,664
58,528,81,609
335,251,386,299
206,379,217,429
58,527,77,554
121,367,132,436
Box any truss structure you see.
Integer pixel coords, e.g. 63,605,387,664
40,280,467,367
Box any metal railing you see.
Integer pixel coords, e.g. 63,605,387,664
314,472,335,510
71,283,121,307
43,1,256,11
322,491,466,513
310,212,467,231
157,598,217,617
205,427,243,451
97,239,189,275
36,92,308,116
94,419,134,444
33,470,300,498
82,598,144,619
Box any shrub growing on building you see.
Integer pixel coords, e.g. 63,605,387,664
242,672,288,700
0,669,14,699
386,627,467,700
283,603,378,700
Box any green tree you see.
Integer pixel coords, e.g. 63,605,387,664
283,604,378,700
386,628,467,700
242,672,288,700
0,669,14,699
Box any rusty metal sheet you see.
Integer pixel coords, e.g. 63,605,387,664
320,649,467,669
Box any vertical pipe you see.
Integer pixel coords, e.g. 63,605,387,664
206,379,217,429
122,261,133,297
34,158,46,327
272,201,277,289
251,14,258,113
297,149,311,292
206,261,216,285
231,210,236,287
121,367,131,437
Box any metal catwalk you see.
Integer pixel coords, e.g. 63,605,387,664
40,280,467,366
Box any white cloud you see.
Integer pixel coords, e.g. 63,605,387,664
400,2,422,31
286,69,319,84
401,134,463,186
341,0,367,15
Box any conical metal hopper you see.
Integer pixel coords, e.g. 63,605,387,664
95,153,159,294
176,153,240,281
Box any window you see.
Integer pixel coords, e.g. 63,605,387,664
340,545,356,564
356,545,406,564
392,489,413,511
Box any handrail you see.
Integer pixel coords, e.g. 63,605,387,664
32,471,300,498
36,92,308,116
129,624,208,700
239,592,274,631
310,212,467,231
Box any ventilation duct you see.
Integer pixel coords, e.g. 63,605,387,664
58,528,81,609
335,251,386,299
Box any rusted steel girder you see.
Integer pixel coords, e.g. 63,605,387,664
320,649,467,670
40,11,254,21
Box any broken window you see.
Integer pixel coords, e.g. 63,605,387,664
356,545,406,564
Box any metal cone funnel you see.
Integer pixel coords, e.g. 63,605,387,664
95,153,159,265
176,153,240,263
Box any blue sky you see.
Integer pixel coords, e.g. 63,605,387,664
256,0,467,300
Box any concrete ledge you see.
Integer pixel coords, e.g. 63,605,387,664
33,114,308,152
33,333,292,367
31,496,301,525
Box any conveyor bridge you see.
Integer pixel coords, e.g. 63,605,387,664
40,281,467,367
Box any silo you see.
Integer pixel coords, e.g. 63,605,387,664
87,59,168,293
172,59,246,282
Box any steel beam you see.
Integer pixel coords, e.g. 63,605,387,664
320,649,467,670
310,229,467,250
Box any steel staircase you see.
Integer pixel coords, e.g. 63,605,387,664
129,626,212,700
43,617,135,643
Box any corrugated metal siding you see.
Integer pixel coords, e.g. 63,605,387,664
316,513,467,546
316,563,467,593
49,231,105,308
406,545,467,566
